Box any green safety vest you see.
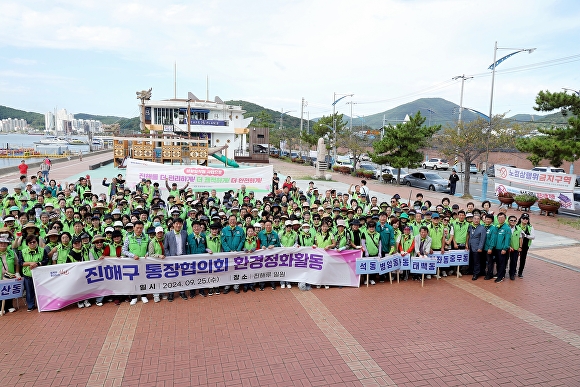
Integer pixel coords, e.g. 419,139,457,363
365,231,380,256
128,234,149,257
22,247,44,277
56,244,72,264
0,248,17,274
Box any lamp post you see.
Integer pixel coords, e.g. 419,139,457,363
452,75,473,169
481,41,536,201
332,92,354,162
562,88,580,96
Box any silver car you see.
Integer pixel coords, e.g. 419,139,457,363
402,172,450,192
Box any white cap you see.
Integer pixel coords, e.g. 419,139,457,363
285,220,292,226
104,227,114,233
113,221,124,227
155,226,164,233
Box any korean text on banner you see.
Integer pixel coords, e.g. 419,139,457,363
494,165,575,191
125,158,273,194
0,278,24,300
32,247,361,312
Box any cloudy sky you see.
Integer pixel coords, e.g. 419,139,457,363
1,0,579,122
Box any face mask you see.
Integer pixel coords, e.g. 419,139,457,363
153,221,161,227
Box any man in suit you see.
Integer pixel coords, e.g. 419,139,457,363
164,217,189,301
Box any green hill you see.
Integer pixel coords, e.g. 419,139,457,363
226,100,311,129
74,113,126,125
0,105,45,129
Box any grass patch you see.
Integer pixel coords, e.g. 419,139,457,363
558,217,580,230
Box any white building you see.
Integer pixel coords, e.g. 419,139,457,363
141,94,253,160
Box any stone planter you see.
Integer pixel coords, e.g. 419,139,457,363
498,197,515,206
538,203,559,216
515,200,536,211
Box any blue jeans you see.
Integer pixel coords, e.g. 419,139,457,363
23,276,36,309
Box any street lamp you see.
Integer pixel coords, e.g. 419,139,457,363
562,88,580,96
332,92,354,162
279,108,295,130
452,75,473,170
482,41,536,201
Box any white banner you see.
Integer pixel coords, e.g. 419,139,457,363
32,247,361,312
125,158,273,194
495,183,574,209
494,165,575,191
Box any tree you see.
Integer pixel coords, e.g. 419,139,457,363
370,112,440,184
251,110,275,128
337,128,372,170
435,115,527,198
516,90,580,168
301,112,347,160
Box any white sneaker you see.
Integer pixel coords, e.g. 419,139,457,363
161,294,168,300
370,280,376,285
316,285,321,289
154,295,160,303
435,275,441,279
457,272,463,277
426,275,431,279
448,269,454,275
287,284,292,289
84,300,91,308
77,302,84,308
325,285,330,289
442,271,447,277
281,284,286,289
364,280,368,285
130,298,138,305
141,296,149,304
96,302,103,307
8,308,15,313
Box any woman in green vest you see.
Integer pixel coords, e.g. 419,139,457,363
0,236,20,313
18,235,49,311
49,232,73,265
516,213,535,278
313,220,336,289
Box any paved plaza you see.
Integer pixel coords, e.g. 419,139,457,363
1,154,579,387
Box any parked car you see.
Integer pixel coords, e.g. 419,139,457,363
402,172,450,192
531,166,566,174
334,156,354,171
486,164,517,177
469,163,478,174
377,166,409,182
422,158,449,170
358,163,378,179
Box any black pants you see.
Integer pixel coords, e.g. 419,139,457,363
449,182,457,195
496,249,508,280
519,243,530,275
485,249,496,278
469,250,481,276
508,249,519,278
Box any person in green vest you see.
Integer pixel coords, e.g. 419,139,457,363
147,226,166,303
206,222,222,296
515,213,534,278
279,220,297,289
89,235,107,306
257,220,280,291
18,235,49,311
122,220,150,305
396,225,415,282
0,236,20,313
507,215,523,281
334,219,351,251
313,220,336,289
242,225,259,292
298,223,315,247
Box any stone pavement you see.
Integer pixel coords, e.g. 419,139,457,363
1,155,579,387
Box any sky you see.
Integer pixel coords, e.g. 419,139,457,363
1,0,579,122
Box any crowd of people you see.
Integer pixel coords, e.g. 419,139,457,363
0,167,536,313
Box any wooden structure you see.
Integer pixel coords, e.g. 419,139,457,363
113,136,209,167
234,127,270,164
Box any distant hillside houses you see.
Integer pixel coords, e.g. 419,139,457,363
0,117,28,132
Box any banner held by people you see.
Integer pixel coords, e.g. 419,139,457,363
32,247,361,312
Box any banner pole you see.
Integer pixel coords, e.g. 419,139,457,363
421,274,424,288
366,274,369,287
457,265,460,278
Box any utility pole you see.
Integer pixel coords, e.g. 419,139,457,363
452,74,473,170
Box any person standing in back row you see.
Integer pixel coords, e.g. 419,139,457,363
449,169,460,195
18,160,28,175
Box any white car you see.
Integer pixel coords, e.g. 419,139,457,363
423,158,449,170
531,166,566,173
377,167,409,182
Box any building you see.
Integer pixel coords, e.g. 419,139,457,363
141,93,253,160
